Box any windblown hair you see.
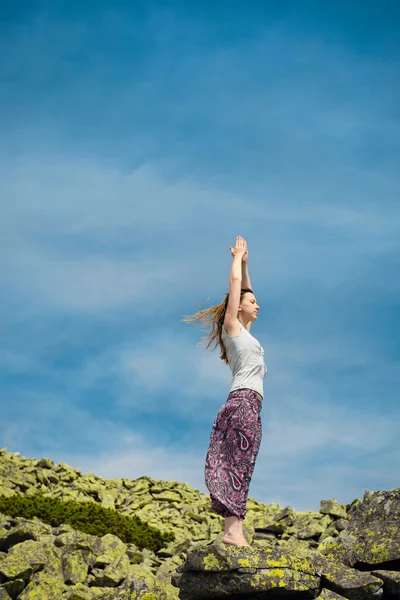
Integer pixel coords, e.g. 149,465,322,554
182,288,253,365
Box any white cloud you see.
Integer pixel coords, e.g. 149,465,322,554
1,158,399,320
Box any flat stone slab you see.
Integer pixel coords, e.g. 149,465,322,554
174,568,320,600
183,542,317,574
172,542,320,599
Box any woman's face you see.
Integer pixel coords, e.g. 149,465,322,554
239,293,260,320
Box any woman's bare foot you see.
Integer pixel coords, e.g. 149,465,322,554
222,515,249,546
222,533,249,547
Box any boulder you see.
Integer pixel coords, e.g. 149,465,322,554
0,578,25,598
309,553,383,600
55,530,105,557
172,541,320,599
97,490,119,510
95,573,167,599
17,571,68,598
62,548,90,585
0,554,33,582
349,490,400,568
320,500,348,520
297,521,326,541
63,583,98,599
0,521,51,552
319,490,400,569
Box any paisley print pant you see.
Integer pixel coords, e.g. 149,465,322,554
204,388,262,520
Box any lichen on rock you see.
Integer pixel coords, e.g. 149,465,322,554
0,449,398,600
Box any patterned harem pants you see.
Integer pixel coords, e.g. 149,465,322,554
204,388,262,520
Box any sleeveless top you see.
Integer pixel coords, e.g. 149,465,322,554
221,323,268,399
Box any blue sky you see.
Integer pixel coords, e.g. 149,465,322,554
1,0,399,511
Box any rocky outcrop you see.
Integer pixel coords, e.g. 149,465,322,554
0,449,398,600
172,489,400,600
0,449,350,555
319,490,400,571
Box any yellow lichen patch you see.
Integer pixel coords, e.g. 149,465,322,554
270,568,285,578
266,557,289,568
238,558,251,567
203,553,220,570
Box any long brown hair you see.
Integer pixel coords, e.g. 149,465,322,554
182,288,253,365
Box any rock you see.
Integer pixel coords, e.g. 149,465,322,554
274,506,296,525
7,538,61,576
0,521,51,552
172,541,320,599
297,521,326,540
1,450,398,600
8,474,37,493
319,590,348,600
36,468,59,485
94,554,114,568
102,554,131,586
17,571,68,598
62,549,90,585
152,491,182,503
319,535,354,566
100,534,127,557
254,517,285,535
89,555,130,588
320,500,348,520
95,572,167,599
309,553,383,600
37,458,55,470
63,583,98,599
350,490,400,568
320,490,400,569
55,530,104,556
371,570,400,596
336,519,348,532
0,554,33,582
97,490,118,510
0,588,11,600
0,578,25,598
182,541,316,573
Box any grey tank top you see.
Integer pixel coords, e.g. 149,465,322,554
221,323,267,399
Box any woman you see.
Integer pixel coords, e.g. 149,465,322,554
183,236,267,547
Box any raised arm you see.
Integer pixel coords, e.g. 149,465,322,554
241,260,251,290
224,236,246,336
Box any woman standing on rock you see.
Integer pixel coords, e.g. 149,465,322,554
183,236,267,547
